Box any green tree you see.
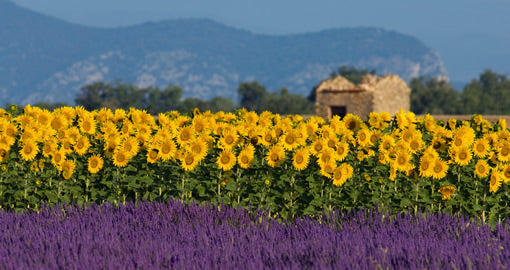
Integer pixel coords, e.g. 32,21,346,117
261,88,314,115
237,81,267,112
410,77,460,114
460,69,510,114
147,84,183,114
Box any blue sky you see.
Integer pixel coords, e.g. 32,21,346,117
11,0,510,83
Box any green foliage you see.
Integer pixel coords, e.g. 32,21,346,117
410,76,460,114
460,69,510,114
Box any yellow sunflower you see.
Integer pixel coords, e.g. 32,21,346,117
438,185,456,200
281,130,300,151
474,160,490,178
292,147,310,171
20,140,39,161
192,116,209,134
332,166,347,186
238,145,255,169
88,154,104,174
113,150,130,167
431,159,448,180
356,128,372,148
317,148,336,167
217,149,236,171
189,139,209,161
177,126,195,146
451,147,472,166
343,114,362,131
320,161,336,178
74,136,90,156
79,115,97,135
146,149,159,164
120,136,140,158
472,138,490,158
335,141,349,161
219,129,239,150
266,144,285,168
180,151,199,171
489,170,502,193
61,159,76,180
408,138,423,154
393,150,414,172
51,148,66,170
310,138,326,157
0,148,9,163
379,135,395,153
418,156,434,178
501,164,510,184
158,139,177,161
497,143,510,162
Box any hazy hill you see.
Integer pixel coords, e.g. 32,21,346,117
0,0,448,105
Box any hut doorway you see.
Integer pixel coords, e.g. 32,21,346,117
330,106,346,118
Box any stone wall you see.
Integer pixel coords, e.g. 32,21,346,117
316,90,374,120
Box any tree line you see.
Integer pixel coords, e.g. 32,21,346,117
4,66,510,116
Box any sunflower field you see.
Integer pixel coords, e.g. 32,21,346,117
1,105,510,223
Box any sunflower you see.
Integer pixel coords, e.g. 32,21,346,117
472,138,490,158
238,145,255,169
266,144,285,168
219,129,239,150
335,141,349,161
146,149,159,164
368,112,380,128
74,136,90,156
474,160,490,178
393,150,414,172
489,170,502,193
158,139,177,161
281,130,300,151
356,128,372,148
51,148,66,170
192,116,209,134
79,115,97,135
320,161,336,178
4,123,18,137
87,155,104,174
317,148,336,167
438,185,456,200
451,126,475,149
451,147,472,166
181,151,199,171
418,157,434,178
497,143,510,162
292,147,310,171
60,138,74,154
113,150,130,167
217,149,236,171
120,136,140,158
20,140,39,161
501,164,510,184
431,159,448,180
61,160,76,180
30,161,40,172
310,138,326,157
408,138,423,154
379,135,395,153
189,139,209,161
332,166,346,186
177,126,194,146
343,114,362,131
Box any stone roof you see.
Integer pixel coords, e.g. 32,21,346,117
316,74,410,93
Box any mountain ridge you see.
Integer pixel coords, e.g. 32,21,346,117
0,0,448,105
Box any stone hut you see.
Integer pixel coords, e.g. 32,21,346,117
315,74,410,120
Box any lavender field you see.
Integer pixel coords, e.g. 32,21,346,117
0,200,509,269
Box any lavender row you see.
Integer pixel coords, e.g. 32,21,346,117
0,200,509,269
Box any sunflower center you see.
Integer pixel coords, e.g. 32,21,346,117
421,161,430,171
241,156,249,163
221,155,230,164
476,144,485,152
117,154,125,162
505,170,510,179
24,146,32,155
264,134,272,143
162,145,170,154
271,153,279,162
434,164,442,173
225,136,234,145
334,170,342,179
454,138,463,147
285,135,295,145
90,160,98,168
502,147,509,156
477,165,486,174
185,156,194,165
459,152,468,160
295,155,304,164
314,144,323,152
149,151,158,159
397,156,406,165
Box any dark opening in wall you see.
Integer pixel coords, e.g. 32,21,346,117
330,106,346,118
